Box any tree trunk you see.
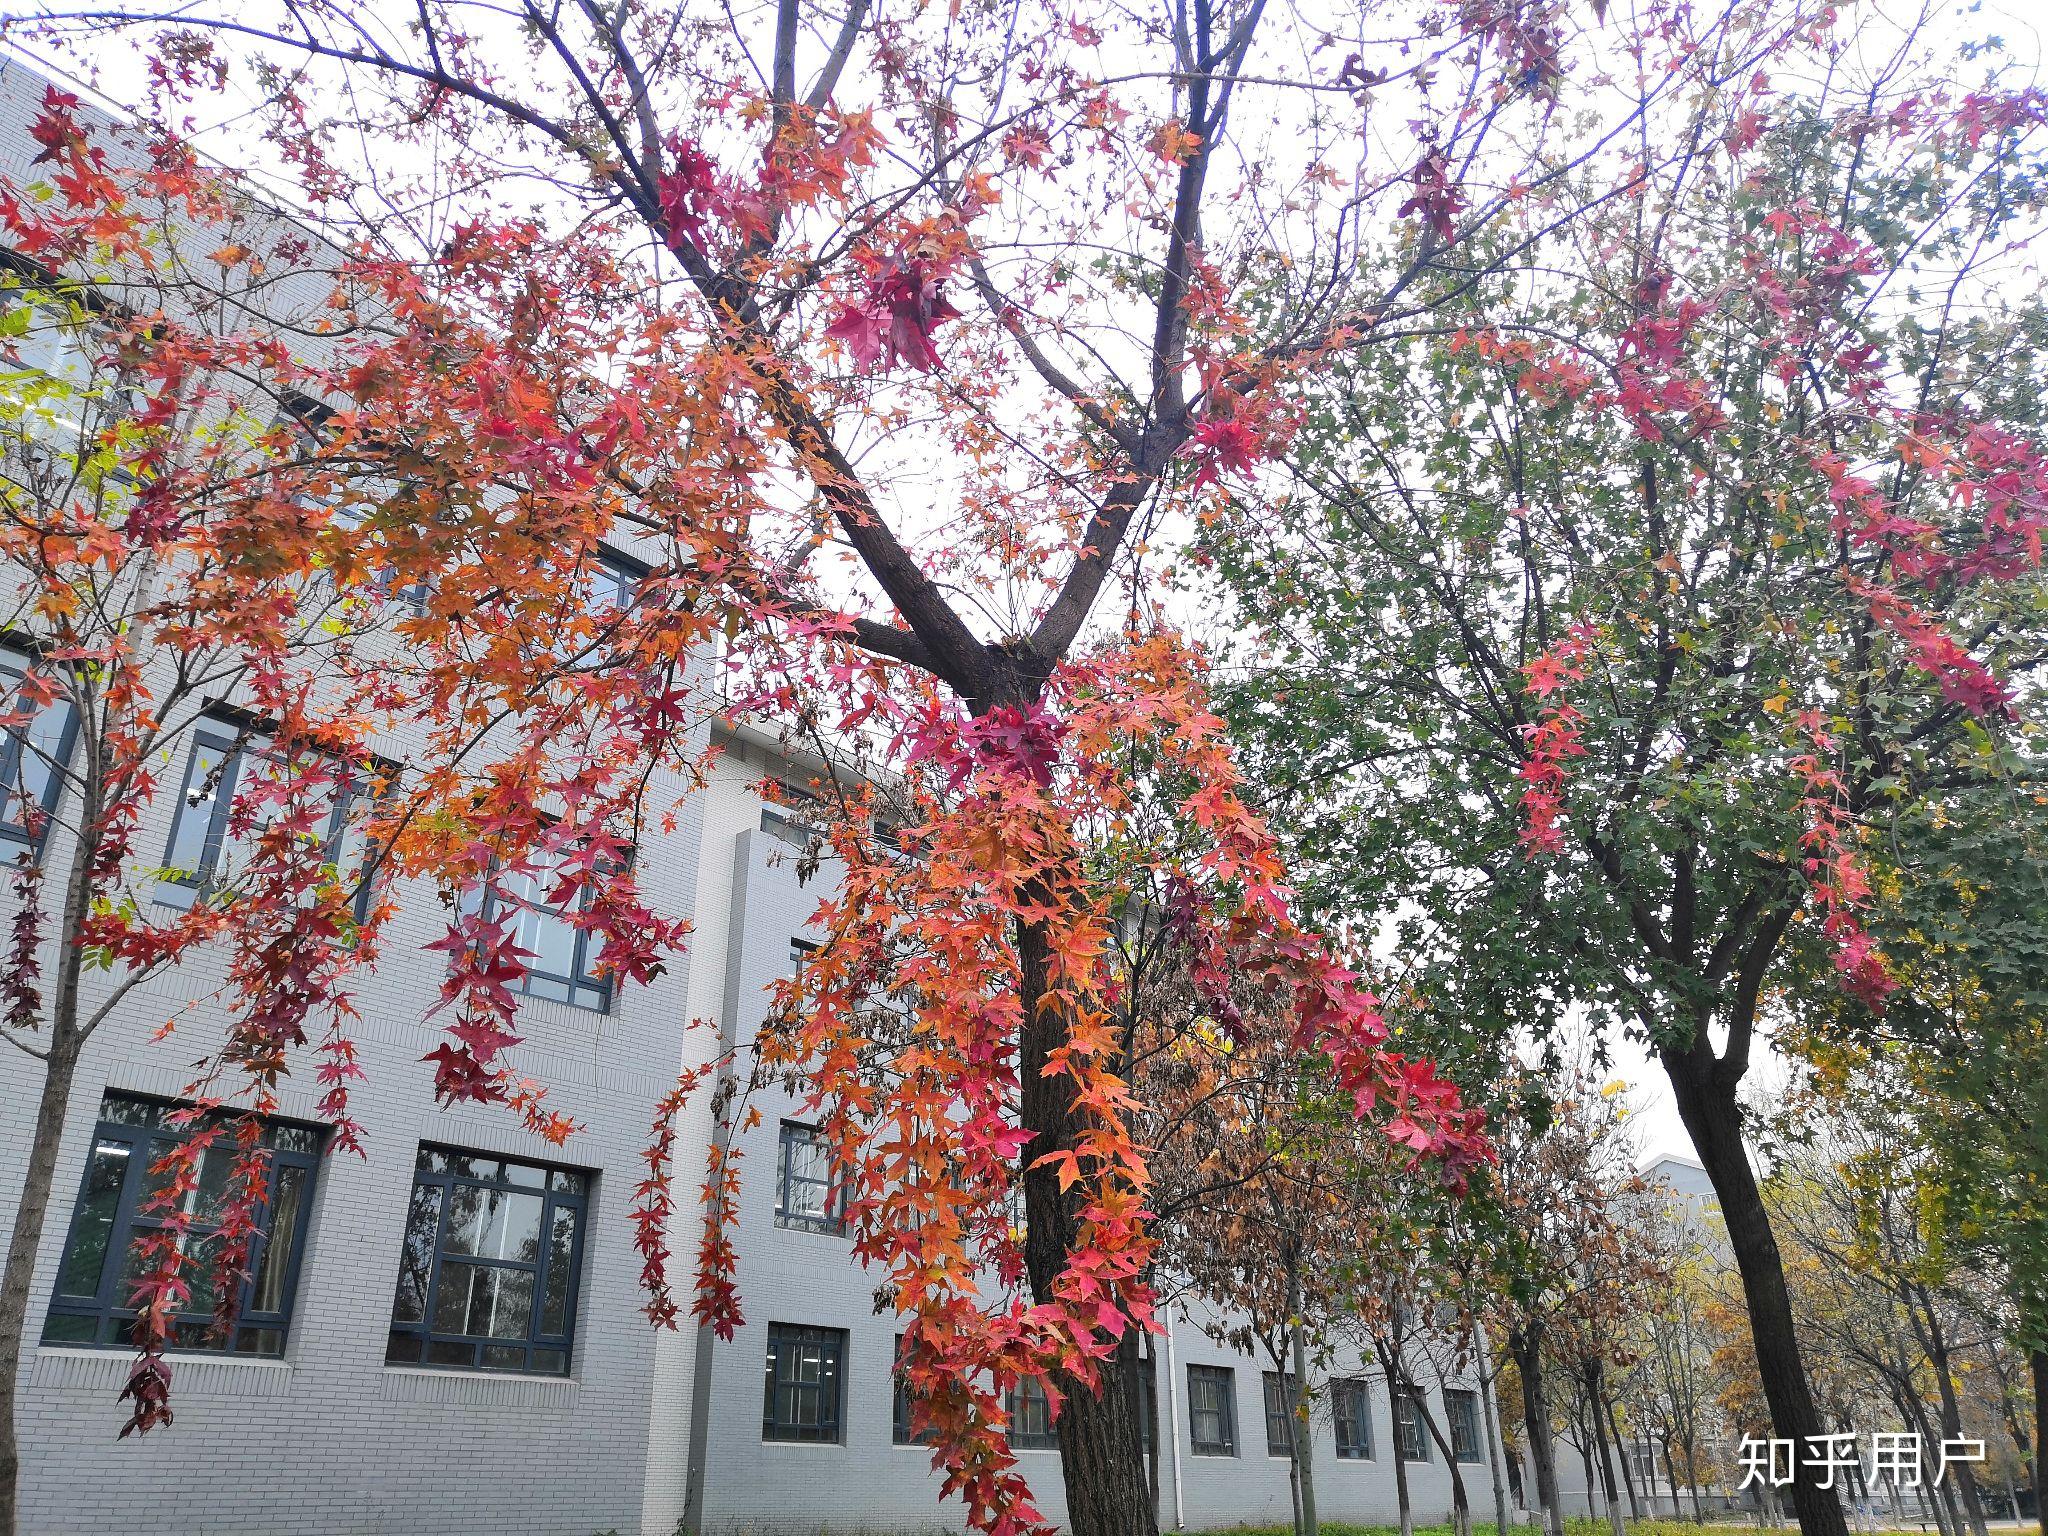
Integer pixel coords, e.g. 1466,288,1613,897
1604,1392,1642,1519
1661,1042,1850,1536
1511,1326,1565,1536
1018,919,1156,1536
1916,1293,1991,1536
1583,1360,1627,1536
0,1037,81,1536
1415,1386,1473,1536
1481,1341,1514,1536
1661,1434,1685,1523
1994,1372,2035,1496
2032,1349,2046,1536
1380,1342,1415,1536
1286,1253,1317,1536
1682,1436,1706,1523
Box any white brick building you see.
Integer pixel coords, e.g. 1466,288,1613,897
0,52,1503,1536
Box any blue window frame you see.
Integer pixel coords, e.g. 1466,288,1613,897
1007,1374,1059,1451
42,1092,321,1355
1188,1363,1237,1456
1446,1386,1485,1462
156,719,373,916
0,652,75,845
774,1120,844,1236
467,839,614,1011
385,1145,589,1376
762,1323,846,1443
582,548,646,613
1,290,135,449
891,1332,937,1446
1396,1383,1432,1462
1263,1369,1299,1457
1334,1377,1375,1459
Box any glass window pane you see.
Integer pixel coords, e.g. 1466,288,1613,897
164,739,230,882
250,1164,305,1314
443,1187,542,1261
3,675,73,834
41,1312,97,1344
55,1140,131,1298
482,1341,527,1371
531,1346,566,1375
540,1205,577,1335
97,1096,162,1128
391,1182,442,1324
430,1259,478,1334
385,1330,423,1363
46,1097,320,1357
485,1267,535,1339
431,1261,534,1340
425,1337,474,1366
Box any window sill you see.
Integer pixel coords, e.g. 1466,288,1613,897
771,1221,851,1241
383,1364,575,1384
32,1347,295,1397
759,1438,849,1449
380,1365,579,1408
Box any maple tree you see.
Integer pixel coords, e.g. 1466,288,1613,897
6,0,1807,1531
1205,17,2048,1536
0,94,733,1534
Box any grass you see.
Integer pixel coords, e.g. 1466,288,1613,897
1193,1524,1975,1536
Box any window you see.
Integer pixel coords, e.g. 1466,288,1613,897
1333,1378,1375,1460
1446,1386,1484,1462
384,1146,588,1376
43,1092,321,1355
471,840,612,1011
1630,1439,1660,1484
775,1121,844,1236
1263,1369,1303,1457
323,501,431,615
1187,1363,1237,1456
582,548,644,614
891,1333,937,1446
0,653,75,844
762,1323,846,1443
1008,1374,1058,1451
1,292,129,447
157,720,372,915
1395,1383,1432,1462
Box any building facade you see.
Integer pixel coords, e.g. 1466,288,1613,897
0,53,1503,1536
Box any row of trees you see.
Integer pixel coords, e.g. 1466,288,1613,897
1202,7,2048,1536
0,1,2039,1536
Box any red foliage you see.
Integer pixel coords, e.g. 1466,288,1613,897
827,244,966,372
